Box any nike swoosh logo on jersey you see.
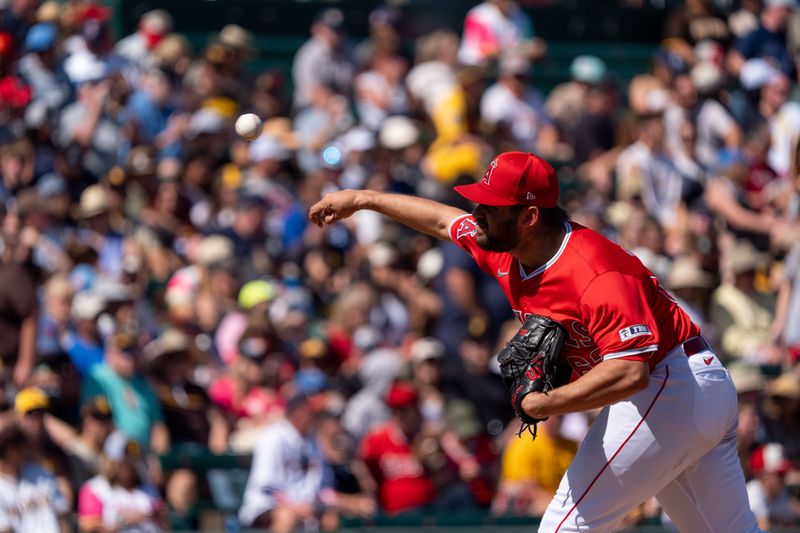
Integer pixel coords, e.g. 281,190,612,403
497,269,508,277
703,356,713,365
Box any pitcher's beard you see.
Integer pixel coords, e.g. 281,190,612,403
475,225,520,252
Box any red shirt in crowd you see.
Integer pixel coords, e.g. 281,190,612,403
449,216,700,376
360,422,435,514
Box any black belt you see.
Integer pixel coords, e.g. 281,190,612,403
682,336,711,357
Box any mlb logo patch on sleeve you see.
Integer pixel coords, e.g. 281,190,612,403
618,324,652,341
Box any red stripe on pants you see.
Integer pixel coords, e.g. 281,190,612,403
554,367,670,532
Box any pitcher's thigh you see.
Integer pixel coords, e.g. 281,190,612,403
539,405,674,532
656,434,761,533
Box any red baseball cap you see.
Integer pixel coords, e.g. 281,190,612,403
386,382,418,409
454,152,559,207
750,443,792,475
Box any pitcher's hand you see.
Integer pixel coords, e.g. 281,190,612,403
309,190,365,227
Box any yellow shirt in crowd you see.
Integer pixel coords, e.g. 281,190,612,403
500,430,578,494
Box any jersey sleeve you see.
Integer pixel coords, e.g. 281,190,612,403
579,271,660,362
447,214,498,275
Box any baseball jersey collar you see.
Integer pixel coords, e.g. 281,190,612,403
519,221,572,281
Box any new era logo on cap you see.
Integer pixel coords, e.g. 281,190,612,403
454,152,559,207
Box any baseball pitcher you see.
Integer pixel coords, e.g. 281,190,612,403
309,151,760,532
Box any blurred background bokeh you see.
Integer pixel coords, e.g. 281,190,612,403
1,0,800,531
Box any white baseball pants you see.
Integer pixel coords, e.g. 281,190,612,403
538,341,761,532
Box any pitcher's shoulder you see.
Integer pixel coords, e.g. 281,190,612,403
566,224,648,278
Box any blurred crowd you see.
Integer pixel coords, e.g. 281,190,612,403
0,0,800,531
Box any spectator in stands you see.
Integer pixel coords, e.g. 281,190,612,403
0,422,69,533
17,22,71,116
354,52,409,131
747,443,799,530
614,209,670,284
324,284,376,367
434,233,510,357
61,396,115,486
341,347,401,441
410,337,447,430
457,0,545,67
730,0,763,39
145,329,228,453
37,272,73,356
29,351,81,424
761,373,800,462
0,0,39,47
364,242,417,346
443,332,510,433
145,319,219,527
294,83,354,174
238,394,327,531
616,108,687,229
63,290,105,375
572,81,619,168
292,8,355,110
773,241,800,356
730,362,767,408
437,400,497,510
360,382,435,515
663,0,731,62
710,240,777,362
78,430,165,532
493,415,578,516
74,184,125,279
57,74,125,180
243,138,295,251
210,327,285,449
665,255,716,337
663,72,705,179
13,192,71,284
406,31,483,184
759,71,800,177
114,9,173,72
736,399,762,478
81,331,169,453
14,387,73,506
546,55,608,145
704,149,775,252
354,5,403,68
126,67,180,150
0,236,39,387
691,61,744,170
729,0,796,78
479,51,558,156
211,24,258,88
315,412,377,525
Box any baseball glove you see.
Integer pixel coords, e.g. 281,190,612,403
497,314,570,438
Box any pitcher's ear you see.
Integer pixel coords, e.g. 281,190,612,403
523,206,539,226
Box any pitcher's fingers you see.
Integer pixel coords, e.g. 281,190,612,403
309,205,325,225
308,203,323,219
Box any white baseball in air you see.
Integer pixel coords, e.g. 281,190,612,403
235,113,263,141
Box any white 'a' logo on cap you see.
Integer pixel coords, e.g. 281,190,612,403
482,158,499,185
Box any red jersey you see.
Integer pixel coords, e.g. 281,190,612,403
360,423,435,514
448,215,699,376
